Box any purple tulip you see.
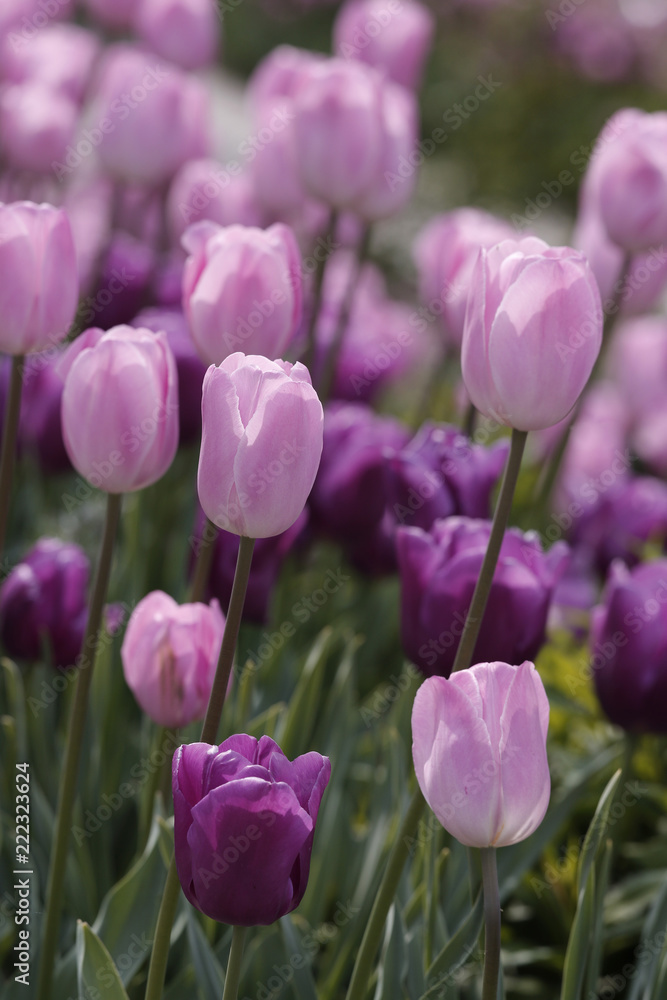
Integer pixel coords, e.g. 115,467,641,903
571,476,667,575
309,401,410,549
88,44,210,186
61,325,179,493
333,0,434,90
413,208,515,348
173,734,331,925
18,351,71,474
386,423,509,530
594,109,667,252
397,517,568,677
462,237,603,430
87,233,155,331
591,559,667,733
81,0,135,27
192,506,307,623
197,354,323,538
182,222,302,366
0,201,78,355
132,307,207,445
247,45,324,110
121,590,225,728
168,160,264,243
412,661,550,847
0,538,89,669
135,0,220,71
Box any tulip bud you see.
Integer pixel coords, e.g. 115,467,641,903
595,109,667,252
121,590,225,728
197,354,323,538
412,661,550,848
168,160,264,243
0,538,89,669
0,201,78,355
89,44,210,186
182,222,302,366
135,0,220,71
173,734,331,925
61,325,179,493
333,0,434,90
413,209,515,347
0,24,100,103
462,238,603,430
397,517,568,677
591,559,667,733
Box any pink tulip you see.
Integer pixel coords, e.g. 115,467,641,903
88,44,210,186
61,325,179,493
413,208,515,347
182,222,302,366
135,0,220,71
412,661,550,848
462,238,603,430
0,201,78,355
594,108,667,252
247,45,324,109
0,82,78,173
121,590,225,727
167,159,263,242
292,58,385,209
333,0,434,90
81,0,135,29
1,24,100,103
197,353,323,538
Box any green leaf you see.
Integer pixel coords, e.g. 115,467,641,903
627,875,667,1000
186,909,226,1000
419,892,484,1000
277,628,333,759
279,914,319,1000
560,864,596,1000
583,838,613,999
576,770,622,897
76,921,130,999
373,903,408,1000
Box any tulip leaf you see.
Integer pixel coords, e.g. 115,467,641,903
627,875,667,1000
1,658,26,762
419,891,484,1000
76,921,130,999
279,914,319,1000
278,627,333,759
373,903,408,1000
560,862,596,1000
576,769,622,897
186,909,226,1000
583,838,613,999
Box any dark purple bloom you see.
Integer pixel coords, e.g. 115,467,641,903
173,734,331,926
386,422,509,530
591,559,667,734
570,476,667,575
132,307,208,445
397,517,568,677
0,538,89,669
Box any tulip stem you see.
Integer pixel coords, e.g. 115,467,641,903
201,535,255,744
0,355,23,559
345,787,426,1000
36,491,122,1000
222,926,248,1000
144,857,182,1000
143,535,256,1000
303,209,338,374
480,847,501,1000
189,517,219,603
451,428,528,673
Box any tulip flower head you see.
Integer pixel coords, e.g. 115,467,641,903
197,354,323,538
462,238,603,430
173,734,331,925
412,661,550,848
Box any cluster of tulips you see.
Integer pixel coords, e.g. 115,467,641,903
1,1,667,999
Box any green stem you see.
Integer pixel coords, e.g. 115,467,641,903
201,535,255,744
143,535,256,1000
480,848,501,1000
345,787,425,1000
318,225,371,403
0,355,23,559
463,400,477,440
189,517,218,603
451,429,528,673
36,491,122,1000
222,926,248,1000
144,858,182,1000
303,209,337,374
